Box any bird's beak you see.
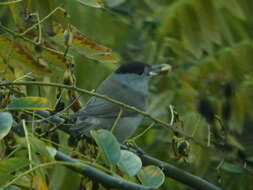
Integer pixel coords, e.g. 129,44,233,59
148,64,172,76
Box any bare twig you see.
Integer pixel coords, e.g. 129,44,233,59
129,122,155,142
22,119,32,169
0,0,22,5
169,104,174,126
30,12,42,44
111,108,123,133
207,124,211,147
20,7,65,36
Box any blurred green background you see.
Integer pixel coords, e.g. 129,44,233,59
1,0,253,189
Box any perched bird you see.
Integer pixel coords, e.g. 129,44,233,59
71,61,171,142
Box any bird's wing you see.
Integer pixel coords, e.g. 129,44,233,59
75,75,147,119
70,119,94,137
75,96,122,119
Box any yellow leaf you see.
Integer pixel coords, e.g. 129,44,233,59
33,176,48,190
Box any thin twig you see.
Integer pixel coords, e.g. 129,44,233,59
31,111,35,136
27,94,81,123
207,124,211,147
13,72,33,82
130,122,155,142
20,7,65,36
22,119,32,169
0,81,207,148
41,138,115,174
169,104,174,126
30,12,42,44
0,0,22,5
111,108,123,133
216,158,225,171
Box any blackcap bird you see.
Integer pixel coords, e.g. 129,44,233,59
71,61,171,142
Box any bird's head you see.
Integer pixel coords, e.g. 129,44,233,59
115,61,171,78
112,61,171,93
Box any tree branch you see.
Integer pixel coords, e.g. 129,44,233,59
54,150,154,190
0,81,206,148
140,154,221,190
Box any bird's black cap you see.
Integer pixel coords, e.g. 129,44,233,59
115,61,149,75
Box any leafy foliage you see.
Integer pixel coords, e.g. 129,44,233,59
0,0,253,189
7,97,52,110
91,129,121,165
0,112,13,140
118,150,142,177
138,165,165,189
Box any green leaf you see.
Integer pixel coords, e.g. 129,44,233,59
104,0,125,7
77,0,105,8
222,162,245,174
193,0,221,45
227,135,245,151
3,185,21,190
137,165,165,188
29,136,51,158
0,157,29,186
0,112,13,140
117,150,142,176
8,0,28,30
220,0,246,20
7,97,52,111
165,38,194,60
177,3,203,58
91,129,121,165
246,156,253,162
49,165,81,190
0,173,13,188
0,157,29,173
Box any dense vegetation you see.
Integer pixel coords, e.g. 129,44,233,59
0,0,253,189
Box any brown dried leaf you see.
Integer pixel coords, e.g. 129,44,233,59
36,41,69,69
52,24,119,63
0,55,15,80
0,36,52,77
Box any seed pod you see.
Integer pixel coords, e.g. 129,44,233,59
177,140,190,157
54,101,65,113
